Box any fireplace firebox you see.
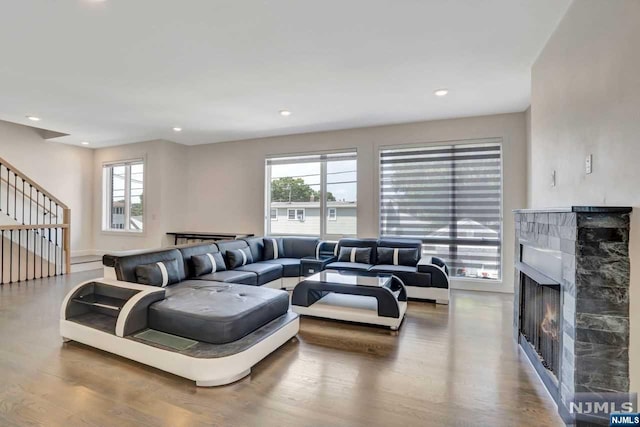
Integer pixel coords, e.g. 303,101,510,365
519,273,561,378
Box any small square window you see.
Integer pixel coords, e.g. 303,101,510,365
270,209,278,221
328,208,337,221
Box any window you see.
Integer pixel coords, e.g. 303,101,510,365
288,208,305,221
266,151,357,237
380,140,502,280
102,160,144,232
270,208,278,221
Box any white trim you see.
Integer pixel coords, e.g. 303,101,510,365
60,278,160,321
292,294,406,330
327,207,337,221
315,243,320,259
115,287,166,337
349,248,356,263
393,248,399,265
406,286,449,304
156,262,169,287
240,249,248,266
206,253,217,273
271,239,279,259
333,244,339,256
60,315,299,387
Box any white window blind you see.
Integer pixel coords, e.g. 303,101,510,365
379,140,502,280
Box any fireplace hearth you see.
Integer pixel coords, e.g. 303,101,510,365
514,206,632,426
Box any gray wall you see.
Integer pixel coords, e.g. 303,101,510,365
529,0,640,392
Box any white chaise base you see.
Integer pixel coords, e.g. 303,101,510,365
60,315,299,387
292,294,407,330
405,286,449,304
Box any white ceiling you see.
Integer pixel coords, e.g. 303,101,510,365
0,0,570,148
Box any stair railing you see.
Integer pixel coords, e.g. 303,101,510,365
0,156,70,284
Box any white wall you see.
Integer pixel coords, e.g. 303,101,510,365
0,120,93,254
186,113,527,293
530,0,639,393
92,139,188,252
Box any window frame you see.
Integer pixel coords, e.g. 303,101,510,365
378,138,504,282
265,150,357,238
102,158,146,235
287,208,305,221
270,208,278,221
328,207,337,221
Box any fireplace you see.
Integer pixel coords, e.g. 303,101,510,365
516,254,563,400
519,273,560,378
514,207,632,426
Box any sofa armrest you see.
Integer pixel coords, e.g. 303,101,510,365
417,256,450,288
316,240,338,258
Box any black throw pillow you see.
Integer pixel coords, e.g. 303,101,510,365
337,247,372,264
226,247,254,269
135,259,181,287
264,238,284,260
192,252,227,276
377,247,420,266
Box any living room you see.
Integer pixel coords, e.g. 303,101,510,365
0,1,637,426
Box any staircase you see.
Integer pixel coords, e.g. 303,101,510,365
0,156,70,284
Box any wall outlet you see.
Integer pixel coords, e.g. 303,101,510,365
585,154,593,174
551,170,556,187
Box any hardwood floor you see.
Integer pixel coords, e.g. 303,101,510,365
0,271,563,426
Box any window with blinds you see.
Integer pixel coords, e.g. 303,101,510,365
379,140,502,280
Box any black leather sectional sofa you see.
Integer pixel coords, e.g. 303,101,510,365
103,235,449,304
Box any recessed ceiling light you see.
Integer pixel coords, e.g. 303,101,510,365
279,110,292,117
434,89,449,97
173,127,182,132
26,116,41,121
81,141,90,145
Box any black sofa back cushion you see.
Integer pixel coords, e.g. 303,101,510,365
135,259,181,287
282,237,320,259
337,247,372,264
242,237,265,262
176,243,220,278
226,247,254,269
192,252,227,276
109,248,186,283
263,238,285,260
215,239,249,255
377,247,420,266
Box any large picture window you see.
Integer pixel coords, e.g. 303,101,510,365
379,140,502,280
102,159,144,232
266,151,357,238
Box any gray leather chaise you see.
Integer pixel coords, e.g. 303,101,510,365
62,244,300,387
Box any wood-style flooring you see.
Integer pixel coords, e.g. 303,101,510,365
0,270,563,426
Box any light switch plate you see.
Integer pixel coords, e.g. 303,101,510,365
585,154,593,174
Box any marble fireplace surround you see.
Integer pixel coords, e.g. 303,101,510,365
513,206,632,425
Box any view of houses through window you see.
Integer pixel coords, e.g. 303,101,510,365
379,140,502,280
102,160,144,232
266,151,357,238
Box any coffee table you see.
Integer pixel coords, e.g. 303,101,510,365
291,270,407,330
